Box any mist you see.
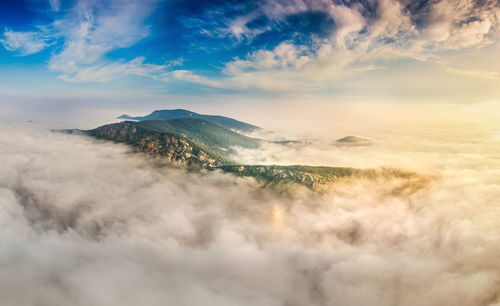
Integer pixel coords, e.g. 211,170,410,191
1,102,500,306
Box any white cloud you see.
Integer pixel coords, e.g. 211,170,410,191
417,0,500,51
3,0,500,91
224,43,312,73
47,0,165,82
0,30,51,55
177,0,500,93
1,106,500,305
223,13,268,40
165,45,315,93
57,56,169,83
2,0,166,82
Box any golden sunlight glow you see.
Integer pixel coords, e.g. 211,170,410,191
271,205,285,228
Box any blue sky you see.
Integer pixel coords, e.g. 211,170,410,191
1,0,500,103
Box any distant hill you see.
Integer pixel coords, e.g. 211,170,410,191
335,135,372,146
118,109,260,132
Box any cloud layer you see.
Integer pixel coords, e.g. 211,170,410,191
1,107,499,305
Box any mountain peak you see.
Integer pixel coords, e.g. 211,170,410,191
117,109,260,132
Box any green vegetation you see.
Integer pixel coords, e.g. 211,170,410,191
118,109,260,132
86,120,233,166
132,118,261,154
220,165,421,188
220,165,356,186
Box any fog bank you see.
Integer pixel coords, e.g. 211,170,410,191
1,111,500,305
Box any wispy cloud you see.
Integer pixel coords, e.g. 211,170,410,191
49,0,61,12
58,57,170,83
445,67,500,80
49,0,167,82
1,30,52,55
2,0,167,82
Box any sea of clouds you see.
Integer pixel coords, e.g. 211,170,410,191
1,102,500,306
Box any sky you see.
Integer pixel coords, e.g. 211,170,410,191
0,0,500,124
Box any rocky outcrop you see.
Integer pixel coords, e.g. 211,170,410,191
89,121,222,168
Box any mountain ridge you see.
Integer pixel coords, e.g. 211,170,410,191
63,112,422,188
118,109,260,132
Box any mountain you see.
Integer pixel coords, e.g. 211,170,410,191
118,109,260,132
64,115,418,188
116,119,261,154
84,120,230,167
82,118,262,165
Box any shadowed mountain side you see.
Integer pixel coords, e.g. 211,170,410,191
118,109,261,132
